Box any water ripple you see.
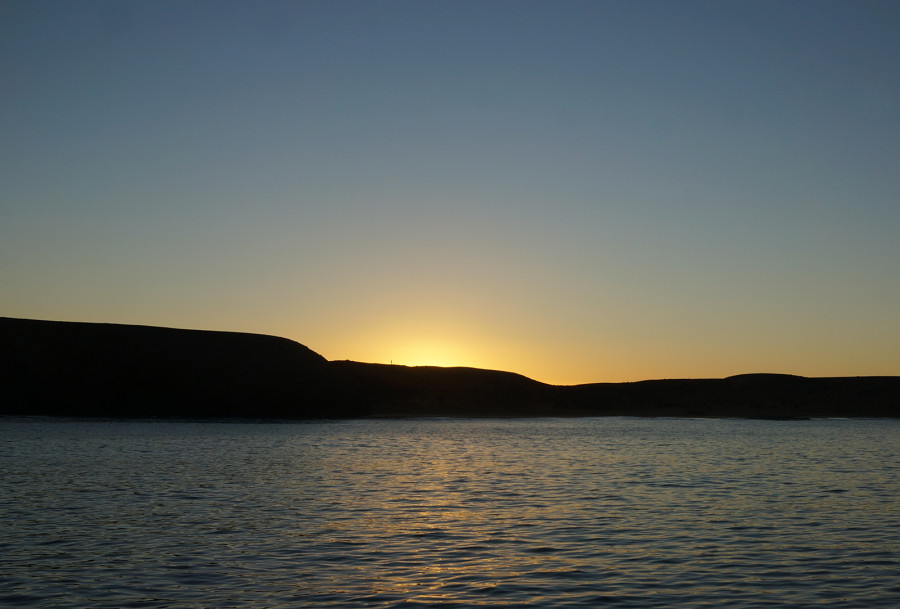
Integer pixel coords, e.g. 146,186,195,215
1,417,899,607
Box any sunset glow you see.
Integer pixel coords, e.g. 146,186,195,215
2,2,899,384
386,340,472,369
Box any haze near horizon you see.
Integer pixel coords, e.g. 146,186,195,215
2,1,899,384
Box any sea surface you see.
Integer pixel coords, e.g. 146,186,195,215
2,416,899,608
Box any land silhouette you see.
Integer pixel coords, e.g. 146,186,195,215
2,317,898,419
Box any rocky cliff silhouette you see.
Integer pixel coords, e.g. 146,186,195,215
2,317,898,419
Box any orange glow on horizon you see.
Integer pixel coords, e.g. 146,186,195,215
291,310,900,387
387,339,473,369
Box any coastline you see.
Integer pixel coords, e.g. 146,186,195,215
3,317,898,420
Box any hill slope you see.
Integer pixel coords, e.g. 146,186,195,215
1,317,360,418
2,317,898,418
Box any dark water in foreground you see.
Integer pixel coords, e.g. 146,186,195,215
2,417,899,608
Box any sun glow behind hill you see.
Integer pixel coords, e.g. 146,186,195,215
333,321,516,372
388,339,471,369
3,3,900,386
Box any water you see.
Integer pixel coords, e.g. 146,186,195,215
2,417,899,608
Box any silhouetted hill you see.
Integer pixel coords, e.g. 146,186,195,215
559,374,900,419
0,317,362,418
2,317,898,419
329,361,570,417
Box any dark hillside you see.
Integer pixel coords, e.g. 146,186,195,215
329,361,573,417
3,317,898,419
0,317,360,418
561,374,900,418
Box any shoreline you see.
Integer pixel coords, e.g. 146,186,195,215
3,317,898,420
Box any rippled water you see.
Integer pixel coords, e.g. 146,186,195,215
2,417,899,607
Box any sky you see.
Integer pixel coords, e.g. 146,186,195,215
3,0,899,384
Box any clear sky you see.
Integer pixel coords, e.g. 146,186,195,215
3,1,899,384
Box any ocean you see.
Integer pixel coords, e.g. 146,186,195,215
2,417,898,607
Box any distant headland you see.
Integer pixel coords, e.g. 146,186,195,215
2,317,898,419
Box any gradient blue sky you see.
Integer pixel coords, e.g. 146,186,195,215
3,1,899,384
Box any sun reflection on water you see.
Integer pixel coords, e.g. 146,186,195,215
4,418,899,607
